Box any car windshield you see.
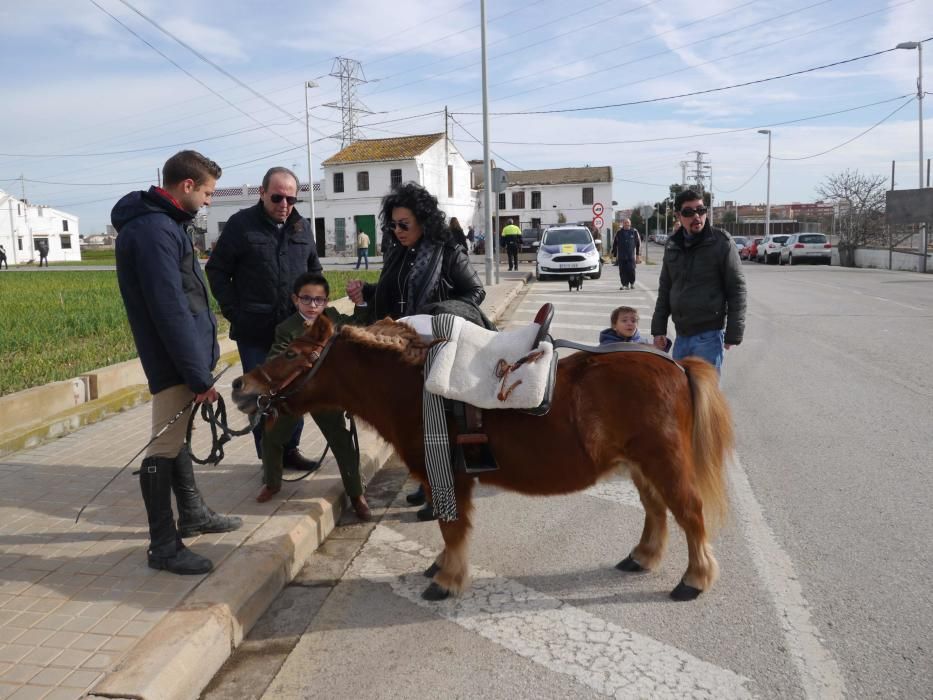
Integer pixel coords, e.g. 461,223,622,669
773,235,790,244
799,234,826,244
734,237,749,245
543,229,592,245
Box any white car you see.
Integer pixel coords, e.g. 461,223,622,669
757,234,790,264
535,225,602,280
779,233,832,265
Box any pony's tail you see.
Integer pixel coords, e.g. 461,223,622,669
682,358,734,530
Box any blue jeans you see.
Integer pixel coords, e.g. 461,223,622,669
355,249,368,269
237,341,303,458
672,329,725,374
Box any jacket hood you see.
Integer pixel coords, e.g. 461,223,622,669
111,187,191,232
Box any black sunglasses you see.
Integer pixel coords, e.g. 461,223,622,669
679,206,708,217
270,194,299,205
387,220,411,231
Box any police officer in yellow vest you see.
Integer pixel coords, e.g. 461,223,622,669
501,218,522,271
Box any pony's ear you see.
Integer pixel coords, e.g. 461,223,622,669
303,313,334,344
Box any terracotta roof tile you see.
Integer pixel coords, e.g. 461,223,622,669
504,166,612,186
322,133,444,165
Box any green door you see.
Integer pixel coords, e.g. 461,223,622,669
354,215,377,255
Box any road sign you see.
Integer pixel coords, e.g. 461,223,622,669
639,205,654,219
593,216,605,230
592,202,604,217
492,168,508,193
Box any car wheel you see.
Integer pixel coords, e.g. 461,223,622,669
589,265,602,280
535,265,546,281
788,254,794,266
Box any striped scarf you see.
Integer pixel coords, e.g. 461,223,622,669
422,314,459,521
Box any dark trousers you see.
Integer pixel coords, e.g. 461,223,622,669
262,411,361,497
39,254,48,267
506,241,519,270
618,259,636,286
355,248,368,269
0,255,7,270
237,341,303,458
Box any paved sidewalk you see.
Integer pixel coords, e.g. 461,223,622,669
0,277,529,700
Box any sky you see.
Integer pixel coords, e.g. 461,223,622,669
0,0,931,233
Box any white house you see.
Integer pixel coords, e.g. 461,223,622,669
0,190,81,264
477,166,614,239
205,133,477,256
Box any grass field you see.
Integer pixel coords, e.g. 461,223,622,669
0,269,379,396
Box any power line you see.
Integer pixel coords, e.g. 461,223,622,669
772,97,915,161
448,116,523,171
717,157,769,194
115,0,333,140
481,93,915,145
455,42,923,116
87,0,301,147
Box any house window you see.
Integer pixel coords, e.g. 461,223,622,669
357,171,369,192
511,191,525,209
391,169,402,188
17,203,21,215
61,235,72,249
531,191,541,209
447,165,454,198
335,218,346,250
498,193,506,209
218,221,227,234
17,237,23,250
62,220,69,232
333,173,344,193
531,217,541,230
582,187,594,205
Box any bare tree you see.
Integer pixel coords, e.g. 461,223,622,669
815,169,886,266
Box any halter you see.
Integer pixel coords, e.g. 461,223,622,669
252,336,334,414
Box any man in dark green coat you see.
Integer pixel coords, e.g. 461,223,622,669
256,272,371,520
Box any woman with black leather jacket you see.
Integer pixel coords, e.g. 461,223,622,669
347,182,491,328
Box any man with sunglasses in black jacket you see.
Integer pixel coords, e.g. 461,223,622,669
206,166,322,470
651,189,746,374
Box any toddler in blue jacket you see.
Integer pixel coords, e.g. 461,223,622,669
599,306,671,351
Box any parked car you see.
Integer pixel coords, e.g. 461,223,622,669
745,237,764,261
654,232,669,245
733,236,749,257
521,228,542,253
779,233,832,265
535,225,602,280
757,234,790,264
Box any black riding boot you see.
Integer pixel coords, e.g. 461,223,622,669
140,456,212,575
172,450,243,538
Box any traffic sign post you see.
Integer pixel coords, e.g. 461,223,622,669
592,215,604,230
592,202,604,217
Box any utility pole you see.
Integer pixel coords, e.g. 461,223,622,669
444,106,449,201
480,0,494,285
156,168,161,187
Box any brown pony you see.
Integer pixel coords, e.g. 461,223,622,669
231,315,734,602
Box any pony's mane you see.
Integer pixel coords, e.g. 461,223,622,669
339,318,433,365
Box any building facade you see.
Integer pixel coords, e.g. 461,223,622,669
204,133,476,256
478,166,614,240
0,190,81,264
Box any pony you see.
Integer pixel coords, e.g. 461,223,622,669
231,314,734,602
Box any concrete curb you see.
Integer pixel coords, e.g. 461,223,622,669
82,279,529,700
0,349,240,459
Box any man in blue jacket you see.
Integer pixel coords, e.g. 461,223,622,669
113,150,242,576
206,167,322,469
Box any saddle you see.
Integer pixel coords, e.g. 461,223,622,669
438,304,556,473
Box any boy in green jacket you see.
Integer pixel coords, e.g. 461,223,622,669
256,272,371,520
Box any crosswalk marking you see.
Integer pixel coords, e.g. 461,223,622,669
351,524,753,699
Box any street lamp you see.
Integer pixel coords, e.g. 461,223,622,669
304,80,319,229
758,129,772,240
896,40,926,271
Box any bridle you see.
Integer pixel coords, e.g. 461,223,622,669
251,336,334,416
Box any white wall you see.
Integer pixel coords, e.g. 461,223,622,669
478,182,614,236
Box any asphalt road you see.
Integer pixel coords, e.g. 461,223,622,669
204,260,933,700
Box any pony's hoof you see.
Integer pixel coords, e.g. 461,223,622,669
670,581,703,601
615,556,646,573
423,562,441,578
421,582,450,601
